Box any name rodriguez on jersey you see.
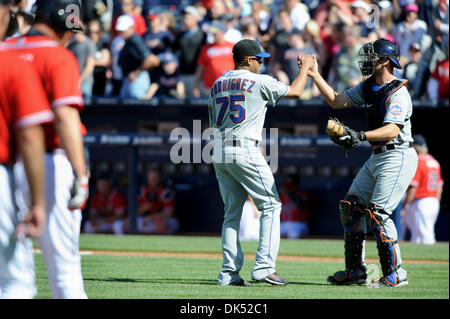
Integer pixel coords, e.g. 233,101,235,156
210,77,256,98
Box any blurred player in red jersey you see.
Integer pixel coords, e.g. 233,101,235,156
0,0,54,298
84,175,127,235
401,135,444,245
133,168,178,234
279,175,310,239
6,0,90,298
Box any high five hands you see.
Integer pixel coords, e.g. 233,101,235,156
298,53,319,78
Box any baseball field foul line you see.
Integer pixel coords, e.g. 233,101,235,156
32,249,447,265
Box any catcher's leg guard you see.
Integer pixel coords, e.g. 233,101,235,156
366,204,408,287
328,194,368,286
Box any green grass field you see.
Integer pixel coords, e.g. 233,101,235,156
34,235,449,299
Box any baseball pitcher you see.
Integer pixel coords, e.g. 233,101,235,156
209,39,315,286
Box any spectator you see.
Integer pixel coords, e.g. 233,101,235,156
84,175,126,235
144,52,185,100
401,135,444,245
428,44,449,100
394,3,428,60
279,175,310,239
313,0,353,29
434,0,449,49
110,33,126,96
206,0,227,23
111,0,147,37
284,0,311,31
403,42,423,95
68,29,97,97
116,14,160,99
221,13,242,44
269,8,294,60
250,0,271,35
134,169,179,234
239,196,260,241
350,0,377,42
272,29,317,95
143,12,174,56
303,19,327,75
334,25,363,92
87,19,112,96
193,21,234,98
173,5,206,98
377,0,395,40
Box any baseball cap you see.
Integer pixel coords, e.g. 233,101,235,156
158,51,178,64
404,3,419,12
412,134,427,147
378,0,393,11
289,28,303,37
183,5,201,20
208,20,227,34
351,0,371,12
116,14,134,32
232,39,271,62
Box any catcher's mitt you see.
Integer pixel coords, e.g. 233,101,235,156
326,118,366,156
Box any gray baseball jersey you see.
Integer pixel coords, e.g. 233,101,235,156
208,69,288,285
208,69,288,142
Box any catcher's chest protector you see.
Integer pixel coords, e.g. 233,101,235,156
362,76,405,131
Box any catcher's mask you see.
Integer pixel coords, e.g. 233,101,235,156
358,39,402,76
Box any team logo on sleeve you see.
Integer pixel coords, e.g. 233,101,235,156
388,102,403,116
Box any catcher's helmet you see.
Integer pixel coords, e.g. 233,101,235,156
32,0,84,33
358,39,401,76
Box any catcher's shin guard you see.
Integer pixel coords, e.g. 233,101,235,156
366,204,407,286
340,194,367,271
327,194,368,285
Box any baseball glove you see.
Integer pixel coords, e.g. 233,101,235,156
326,118,366,155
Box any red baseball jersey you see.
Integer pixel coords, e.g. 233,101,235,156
0,49,53,164
197,41,235,89
410,153,444,199
138,186,175,216
90,190,126,218
5,34,85,150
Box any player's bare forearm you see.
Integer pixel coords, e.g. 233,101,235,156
285,67,309,99
437,185,443,202
311,73,351,109
403,186,417,207
364,123,401,142
140,54,160,71
17,125,46,208
54,106,87,178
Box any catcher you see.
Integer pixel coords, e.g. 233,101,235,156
301,39,418,287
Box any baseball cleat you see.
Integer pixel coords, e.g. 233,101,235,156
327,269,368,286
230,278,252,287
367,275,408,288
253,273,288,286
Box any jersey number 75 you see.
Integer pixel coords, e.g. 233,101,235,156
215,94,246,126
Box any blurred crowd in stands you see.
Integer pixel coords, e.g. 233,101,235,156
71,0,448,102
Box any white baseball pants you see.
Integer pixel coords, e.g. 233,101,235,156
15,150,87,299
0,164,36,299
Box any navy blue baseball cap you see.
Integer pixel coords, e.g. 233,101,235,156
232,39,270,62
413,134,427,147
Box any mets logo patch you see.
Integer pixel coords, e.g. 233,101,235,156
389,103,403,116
